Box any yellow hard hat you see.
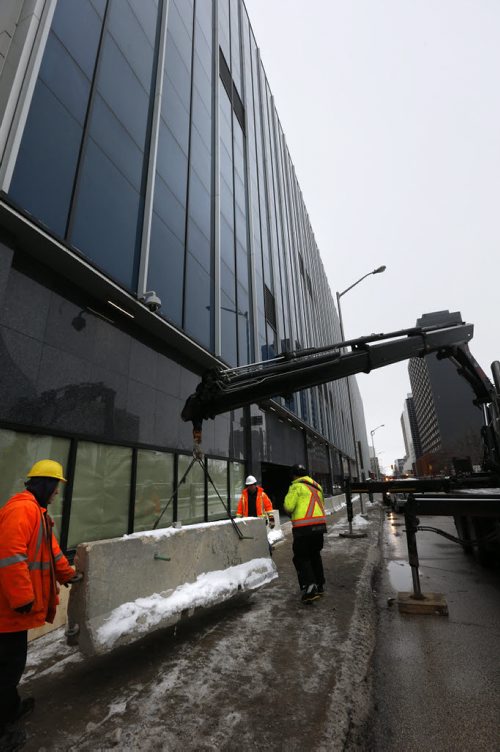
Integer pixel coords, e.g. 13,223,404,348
27,460,67,482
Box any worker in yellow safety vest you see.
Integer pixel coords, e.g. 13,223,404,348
283,464,327,603
236,476,274,526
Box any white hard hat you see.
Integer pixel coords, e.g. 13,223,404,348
245,475,257,485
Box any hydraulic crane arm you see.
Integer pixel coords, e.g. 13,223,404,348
182,316,491,435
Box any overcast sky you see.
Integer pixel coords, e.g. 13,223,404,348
244,0,500,470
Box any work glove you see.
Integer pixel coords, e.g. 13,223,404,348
15,601,34,614
64,572,84,587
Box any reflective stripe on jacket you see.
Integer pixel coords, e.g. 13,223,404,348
0,491,75,632
236,487,273,517
283,476,326,529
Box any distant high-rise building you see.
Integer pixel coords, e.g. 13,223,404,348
408,311,484,475
400,393,422,474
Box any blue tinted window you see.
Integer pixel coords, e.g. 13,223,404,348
148,213,184,325
188,171,210,234
39,34,90,124
220,260,235,302
186,218,210,273
156,126,188,205
184,252,211,347
161,78,190,155
90,94,144,188
70,0,159,290
70,140,142,287
220,215,234,265
164,33,191,109
96,33,151,149
189,130,211,187
9,82,83,235
51,0,103,77
153,175,186,245
9,0,102,234
221,293,237,366
167,3,192,68
191,89,211,148
107,1,157,90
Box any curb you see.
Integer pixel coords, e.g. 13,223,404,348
320,503,385,751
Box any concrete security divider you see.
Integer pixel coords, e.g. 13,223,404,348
67,518,277,656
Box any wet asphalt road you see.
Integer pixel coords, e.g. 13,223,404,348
369,509,500,752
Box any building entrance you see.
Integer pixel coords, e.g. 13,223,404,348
260,462,292,516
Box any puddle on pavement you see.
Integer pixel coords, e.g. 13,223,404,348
387,560,416,591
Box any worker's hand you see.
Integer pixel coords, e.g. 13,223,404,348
64,572,84,587
15,601,34,614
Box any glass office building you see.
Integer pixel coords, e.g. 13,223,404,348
0,0,369,551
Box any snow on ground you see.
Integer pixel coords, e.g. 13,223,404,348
23,628,83,682
97,557,278,650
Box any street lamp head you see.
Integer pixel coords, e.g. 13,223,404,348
373,265,386,274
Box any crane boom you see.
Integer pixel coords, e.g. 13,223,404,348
182,315,493,431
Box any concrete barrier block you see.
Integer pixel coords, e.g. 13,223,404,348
67,518,277,656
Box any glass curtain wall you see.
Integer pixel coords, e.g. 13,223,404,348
183,0,214,348
9,0,160,291
148,0,194,326
218,0,251,366
5,0,363,463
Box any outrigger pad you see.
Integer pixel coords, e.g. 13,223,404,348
397,592,448,615
67,518,277,655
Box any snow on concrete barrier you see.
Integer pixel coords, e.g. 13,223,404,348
67,517,277,656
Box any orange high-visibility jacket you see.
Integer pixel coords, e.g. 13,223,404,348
236,486,273,518
0,491,75,632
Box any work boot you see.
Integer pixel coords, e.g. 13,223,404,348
317,585,325,596
0,725,27,752
301,584,320,603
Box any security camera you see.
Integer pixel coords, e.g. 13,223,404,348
140,291,162,313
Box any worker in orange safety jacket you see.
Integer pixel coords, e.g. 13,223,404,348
0,460,83,750
284,464,327,604
236,475,274,526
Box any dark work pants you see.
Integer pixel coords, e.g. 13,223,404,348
0,631,28,728
292,530,325,590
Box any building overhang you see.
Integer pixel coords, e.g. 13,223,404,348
0,197,220,374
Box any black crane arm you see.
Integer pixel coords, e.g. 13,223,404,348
182,316,492,433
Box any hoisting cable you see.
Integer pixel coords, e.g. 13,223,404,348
153,455,198,529
153,451,250,540
204,461,252,540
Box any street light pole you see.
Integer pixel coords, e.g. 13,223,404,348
370,424,385,480
336,265,386,481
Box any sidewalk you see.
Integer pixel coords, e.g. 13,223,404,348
20,498,384,752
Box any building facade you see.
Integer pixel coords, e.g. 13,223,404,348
408,311,484,476
0,0,369,552
400,393,420,474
